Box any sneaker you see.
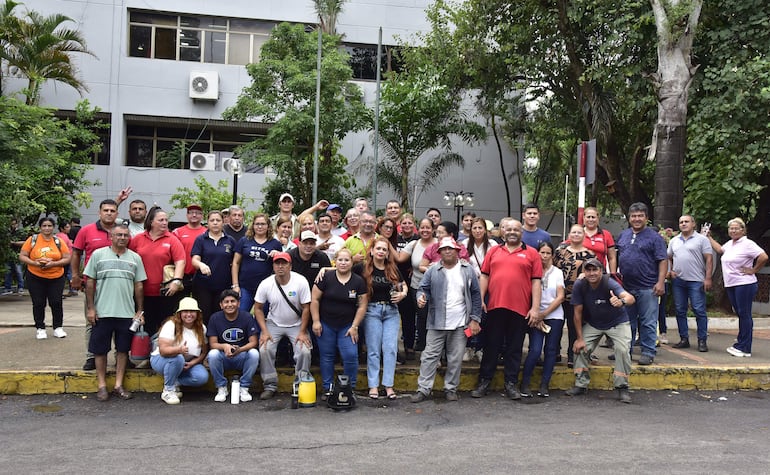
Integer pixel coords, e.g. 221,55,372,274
410,391,429,403
698,339,708,352
214,386,228,402
726,346,751,358
259,389,275,400
471,379,491,398
0,289,13,296
36,329,47,340
672,338,690,349
638,355,654,365
53,327,67,338
445,391,459,402
659,333,668,345
462,348,474,362
617,387,631,404
82,358,95,371
520,386,533,398
537,384,550,398
239,387,253,402
161,389,180,405
16,288,25,295
505,382,521,400
565,386,588,396
175,385,183,399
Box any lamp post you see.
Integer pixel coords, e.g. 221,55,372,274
226,158,242,205
443,191,474,224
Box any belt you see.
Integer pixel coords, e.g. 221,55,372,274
372,301,395,306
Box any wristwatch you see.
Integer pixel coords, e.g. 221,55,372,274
619,297,626,306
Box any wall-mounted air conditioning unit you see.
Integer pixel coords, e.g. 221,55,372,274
189,71,219,101
190,152,216,171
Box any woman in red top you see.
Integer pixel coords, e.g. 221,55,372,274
20,217,71,339
582,207,617,274
129,207,186,336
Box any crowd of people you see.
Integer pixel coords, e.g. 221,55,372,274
9,189,768,405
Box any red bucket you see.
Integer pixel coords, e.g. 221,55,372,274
130,326,151,361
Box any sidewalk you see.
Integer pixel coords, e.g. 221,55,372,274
1,292,769,395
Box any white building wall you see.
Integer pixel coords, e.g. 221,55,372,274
9,0,522,226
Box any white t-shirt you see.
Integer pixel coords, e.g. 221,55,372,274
316,234,345,262
403,239,436,289
460,238,498,277
255,271,311,327
540,266,565,320
151,320,206,357
443,264,466,330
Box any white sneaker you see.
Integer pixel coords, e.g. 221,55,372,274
239,386,252,402
53,327,67,338
36,329,47,340
659,333,668,345
175,385,183,399
462,348,474,362
161,389,180,405
214,386,228,402
726,346,751,358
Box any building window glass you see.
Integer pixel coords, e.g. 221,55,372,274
343,43,402,81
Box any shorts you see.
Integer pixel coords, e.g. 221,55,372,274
88,318,133,355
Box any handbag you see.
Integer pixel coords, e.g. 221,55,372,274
130,325,152,362
161,264,183,294
276,276,301,317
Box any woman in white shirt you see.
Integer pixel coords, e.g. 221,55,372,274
520,242,565,397
150,297,209,405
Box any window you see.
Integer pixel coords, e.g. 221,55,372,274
343,43,402,81
124,116,269,170
128,11,276,65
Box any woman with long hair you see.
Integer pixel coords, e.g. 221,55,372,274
311,248,368,398
19,217,72,339
129,206,186,336
395,213,418,362
707,218,768,357
150,297,209,404
397,217,438,355
276,215,297,252
191,210,236,322
292,213,317,245
554,224,596,367
358,237,407,399
231,213,282,312
376,217,399,248
520,242,565,397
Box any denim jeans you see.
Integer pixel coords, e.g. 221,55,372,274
207,348,260,388
658,280,670,334
672,278,708,340
4,261,24,291
239,286,256,313
25,273,65,329
522,317,564,390
317,321,358,391
364,302,400,388
150,354,209,391
627,288,658,358
726,283,758,353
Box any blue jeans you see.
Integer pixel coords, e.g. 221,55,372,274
658,280,670,333
627,288,658,358
317,321,359,391
726,283,758,353
4,261,23,291
239,286,256,313
150,354,209,391
672,278,708,340
522,317,564,389
206,348,260,388
364,302,400,388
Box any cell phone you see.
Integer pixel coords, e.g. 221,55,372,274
464,327,473,338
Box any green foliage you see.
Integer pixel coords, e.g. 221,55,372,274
0,0,94,105
686,0,770,237
224,23,371,215
0,96,101,261
169,176,254,219
359,67,485,209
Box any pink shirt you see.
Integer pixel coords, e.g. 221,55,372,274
721,236,765,288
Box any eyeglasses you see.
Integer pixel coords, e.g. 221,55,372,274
381,225,394,230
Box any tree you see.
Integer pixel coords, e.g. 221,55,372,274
224,23,371,215
312,0,345,34
649,0,702,229
0,96,101,261
685,0,770,239
0,0,94,105
169,176,254,219
357,67,485,211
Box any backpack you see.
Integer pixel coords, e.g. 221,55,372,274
327,374,356,411
30,233,62,252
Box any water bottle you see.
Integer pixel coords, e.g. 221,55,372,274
230,380,240,405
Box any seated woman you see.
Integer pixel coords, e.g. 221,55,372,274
150,297,209,405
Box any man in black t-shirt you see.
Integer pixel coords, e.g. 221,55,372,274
566,258,635,403
288,231,331,286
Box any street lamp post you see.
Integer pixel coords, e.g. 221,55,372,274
443,191,474,224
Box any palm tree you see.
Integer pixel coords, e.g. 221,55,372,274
0,3,94,105
312,0,346,34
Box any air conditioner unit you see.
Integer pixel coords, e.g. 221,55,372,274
190,152,216,171
222,158,242,175
189,71,219,101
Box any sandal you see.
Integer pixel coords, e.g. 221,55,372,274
111,386,133,400
386,388,397,400
368,389,379,399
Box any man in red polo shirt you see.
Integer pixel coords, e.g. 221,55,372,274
172,203,207,290
472,217,542,400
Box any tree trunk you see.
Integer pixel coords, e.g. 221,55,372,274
649,0,702,229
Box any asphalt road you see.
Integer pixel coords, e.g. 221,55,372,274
1,389,769,473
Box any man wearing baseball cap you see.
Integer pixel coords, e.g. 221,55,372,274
288,231,331,286
326,204,346,237
566,257,635,403
173,203,207,289
269,193,330,239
